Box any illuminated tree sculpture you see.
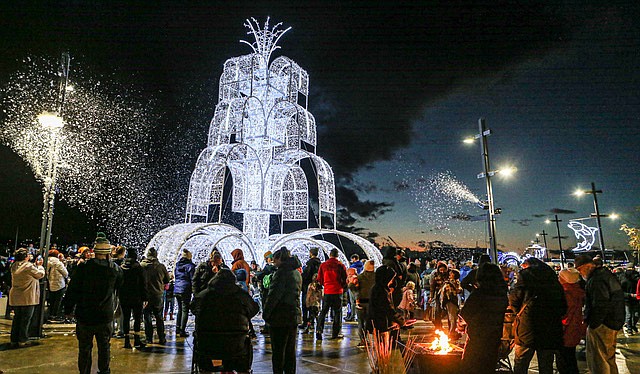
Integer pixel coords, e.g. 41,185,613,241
149,18,383,270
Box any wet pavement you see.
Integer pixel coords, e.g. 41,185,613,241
0,314,638,373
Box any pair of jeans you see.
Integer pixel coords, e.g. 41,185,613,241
317,294,342,337
270,325,297,374
121,303,143,337
346,289,357,320
586,324,619,374
175,292,191,334
76,321,113,374
556,346,579,374
513,345,556,374
143,296,165,342
300,287,309,325
355,304,369,342
625,303,639,330
48,287,66,319
10,305,35,343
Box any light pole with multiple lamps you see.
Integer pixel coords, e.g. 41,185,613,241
546,215,566,268
537,230,549,261
574,182,610,261
464,118,516,264
33,52,71,337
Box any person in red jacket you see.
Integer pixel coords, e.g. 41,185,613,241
556,268,587,374
315,248,347,340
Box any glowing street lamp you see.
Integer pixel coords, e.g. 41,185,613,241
464,118,515,264
34,52,70,337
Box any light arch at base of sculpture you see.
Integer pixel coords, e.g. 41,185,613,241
147,223,257,272
269,229,383,267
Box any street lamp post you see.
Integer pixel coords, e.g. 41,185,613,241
582,182,607,261
538,230,549,261
547,215,565,268
33,52,70,337
469,118,499,264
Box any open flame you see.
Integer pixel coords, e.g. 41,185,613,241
429,330,453,355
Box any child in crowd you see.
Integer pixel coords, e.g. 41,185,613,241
163,273,175,320
399,281,416,319
305,273,323,333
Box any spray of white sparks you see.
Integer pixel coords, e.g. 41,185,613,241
0,56,182,247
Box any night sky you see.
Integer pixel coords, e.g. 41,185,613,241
1,1,638,252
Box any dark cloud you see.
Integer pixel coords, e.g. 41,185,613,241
532,214,546,218
336,186,393,220
393,180,410,192
511,219,532,227
550,208,577,214
449,212,486,222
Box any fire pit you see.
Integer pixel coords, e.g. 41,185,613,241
412,330,464,374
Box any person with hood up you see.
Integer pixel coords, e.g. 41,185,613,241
352,259,376,347
64,233,123,374
509,257,567,374
119,247,147,349
461,254,491,294
300,247,322,331
174,248,195,337
47,249,68,321
191,268,259,372
366,265,405,341
141,247,170,345
262,247,302,374
459,263,508,374
556,268,586,374
231,248,251,288
9,247,45,348
193,248,228,294
382,248,406,307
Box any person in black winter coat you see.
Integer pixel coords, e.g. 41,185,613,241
509,258,567,374
459,263,508,374
192,268,259,372
141,247,170,345
300,247,322,329
263,248,303,374
381,247,405,308
367,265,405,340
64,233,123,374
174,249,196,337
618,264,639,334
193,249,228,294
119,247,147,348
575,254,625,374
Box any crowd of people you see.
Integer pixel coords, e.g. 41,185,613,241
2,237,635,374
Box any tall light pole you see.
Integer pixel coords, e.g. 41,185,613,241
575,182,607,261
34,52,70,337
546,215,565,268
537,230,549,261
464,118,498,264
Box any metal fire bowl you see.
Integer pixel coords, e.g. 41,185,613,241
412,345,463,374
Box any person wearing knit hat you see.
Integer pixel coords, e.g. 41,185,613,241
64,233,123,374
353,260,376,347
140,246,170,344
556,268,586,373
93,232,112,255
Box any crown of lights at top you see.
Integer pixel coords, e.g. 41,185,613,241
240,17,292,63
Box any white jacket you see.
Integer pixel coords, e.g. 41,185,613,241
9,261,45,306
47,256,68,292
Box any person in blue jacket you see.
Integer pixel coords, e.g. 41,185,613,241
174,249,196,337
